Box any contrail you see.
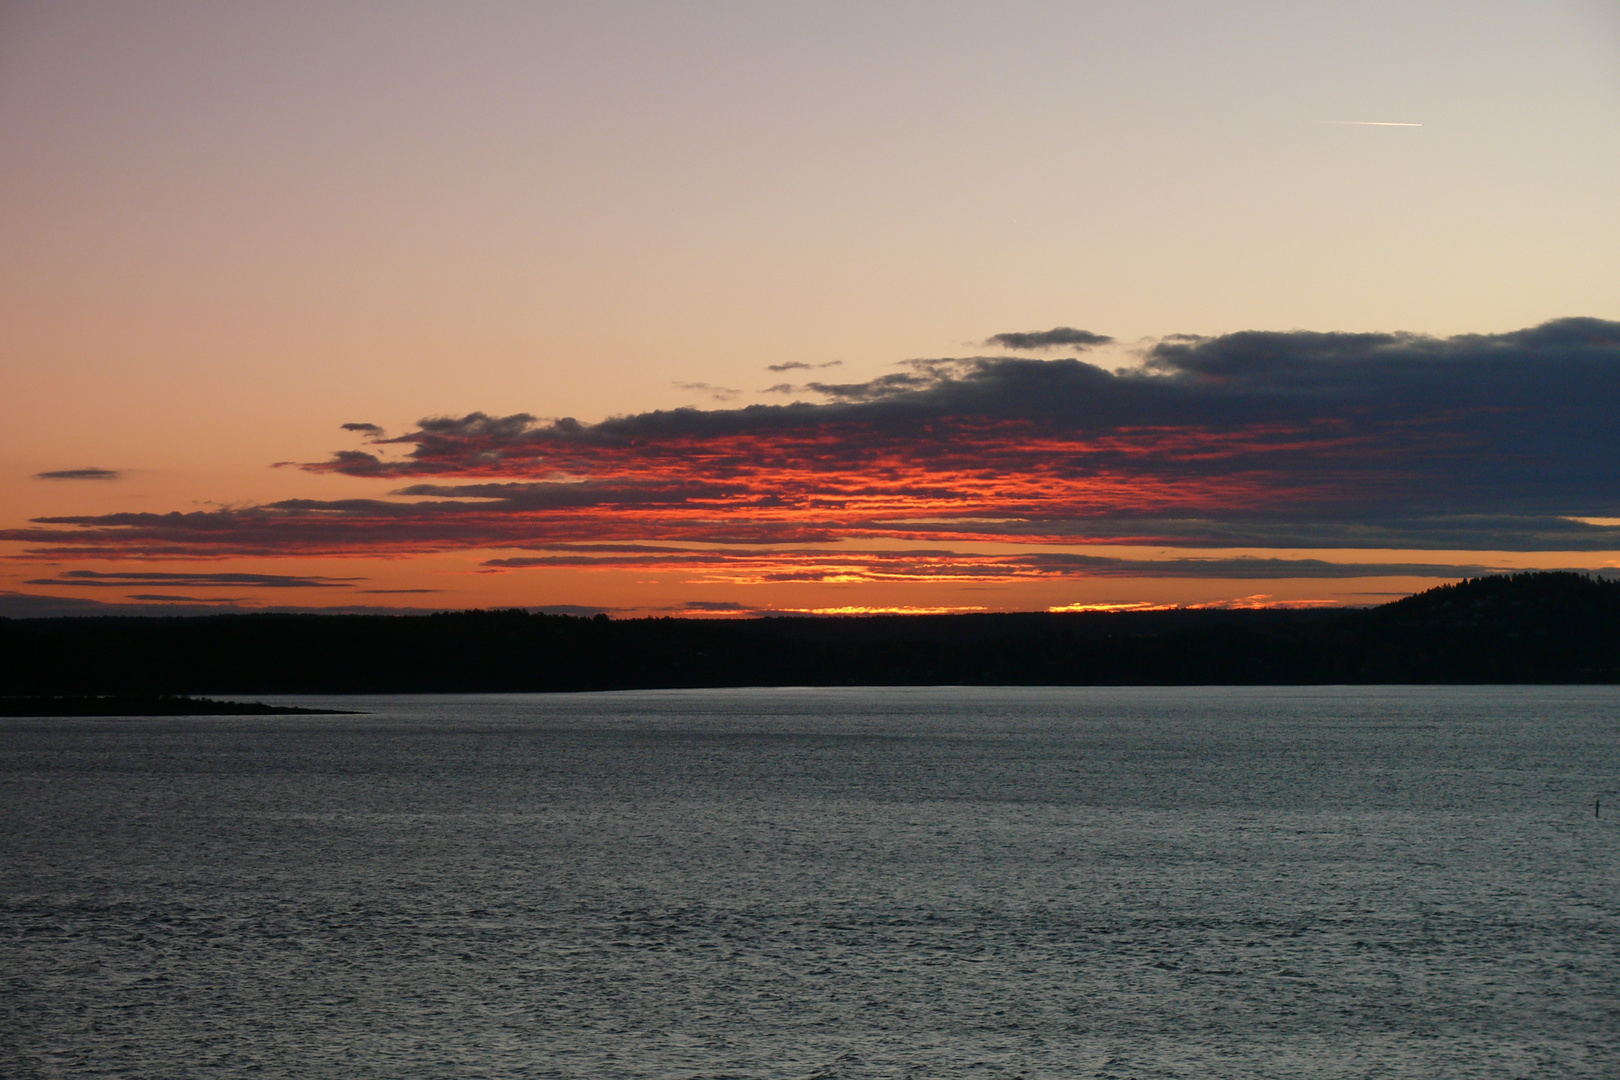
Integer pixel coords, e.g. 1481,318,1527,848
1332,120,1422,127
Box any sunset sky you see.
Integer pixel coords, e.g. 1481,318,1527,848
3,1,1618,617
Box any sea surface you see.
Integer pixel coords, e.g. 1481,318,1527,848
2,686,1617,1079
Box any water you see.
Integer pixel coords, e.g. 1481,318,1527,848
2,685,1617,1078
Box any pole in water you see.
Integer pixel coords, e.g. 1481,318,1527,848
1598,797,1602,820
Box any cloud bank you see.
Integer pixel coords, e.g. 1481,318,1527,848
5,319,1618,562
480,546,1522,584
22,570,361,589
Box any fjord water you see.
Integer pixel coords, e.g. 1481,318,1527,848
3,687,1616,1079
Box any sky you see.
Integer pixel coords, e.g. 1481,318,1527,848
2,0,1618,617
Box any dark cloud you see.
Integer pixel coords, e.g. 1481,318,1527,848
342,423,384,435
766,360,842,371
871,513,1620,553
125,594,247,602
480,545,1521,581
0,591,449,618
1016,554,1507,580
2,503,839,557
308,317,1620,516
35,468,121,481
24,570,361,589
674,382,741,402
4,319,1618,558
986,328,1113,350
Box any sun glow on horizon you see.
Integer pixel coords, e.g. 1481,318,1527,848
774,605,991,617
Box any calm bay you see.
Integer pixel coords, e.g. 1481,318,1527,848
3,686,1616,1078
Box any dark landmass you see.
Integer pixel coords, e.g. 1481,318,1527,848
1,573,1616,694
0,695,358,717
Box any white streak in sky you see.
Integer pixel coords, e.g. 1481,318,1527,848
1332,121,1423,127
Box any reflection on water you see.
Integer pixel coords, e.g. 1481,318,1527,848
3,686,1617,1078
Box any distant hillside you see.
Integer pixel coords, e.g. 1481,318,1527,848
1,573,1617,693
1334,572,1620,682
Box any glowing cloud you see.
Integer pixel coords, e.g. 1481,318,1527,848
4,320,1619,568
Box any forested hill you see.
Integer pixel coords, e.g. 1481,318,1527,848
1335,572,1620,682
2,572,1617,694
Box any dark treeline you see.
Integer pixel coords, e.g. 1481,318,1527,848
2,573,1617,694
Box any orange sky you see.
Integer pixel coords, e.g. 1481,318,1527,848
3,2,1618,616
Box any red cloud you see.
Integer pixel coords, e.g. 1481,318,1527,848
4,319,1620,560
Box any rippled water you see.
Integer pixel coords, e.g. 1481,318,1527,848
3,686,1618,1078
